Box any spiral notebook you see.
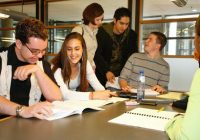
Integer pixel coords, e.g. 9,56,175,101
108,108,179,131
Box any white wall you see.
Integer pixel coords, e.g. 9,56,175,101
164,58,199,92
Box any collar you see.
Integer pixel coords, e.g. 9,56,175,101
102,22,130,43
7,43,29,66
82,24,98,36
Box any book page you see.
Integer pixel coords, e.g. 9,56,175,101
47,105,80,121
109,108,178,131
46,100,109,121
130,89,159,96
109,97,128,103
105,77,159,97
46,98,126,121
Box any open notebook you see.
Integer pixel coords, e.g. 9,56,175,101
108,108,179,131
46,97,127,121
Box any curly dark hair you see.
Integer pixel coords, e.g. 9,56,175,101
15,18,48,45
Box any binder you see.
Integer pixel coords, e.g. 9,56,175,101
109,107,180,131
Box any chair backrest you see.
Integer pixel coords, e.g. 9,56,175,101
165,58,199,92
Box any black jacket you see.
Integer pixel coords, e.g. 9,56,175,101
94,23,138,86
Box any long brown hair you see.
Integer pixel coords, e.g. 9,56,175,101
51,32,88,91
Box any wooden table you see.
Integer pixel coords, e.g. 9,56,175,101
0,101,184,140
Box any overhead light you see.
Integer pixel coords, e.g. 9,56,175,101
192,9,197,12
170,0,188,7
189,6,198,12
0,9,29,21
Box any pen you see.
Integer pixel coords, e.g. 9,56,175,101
157,107,165,112
0,116,14,122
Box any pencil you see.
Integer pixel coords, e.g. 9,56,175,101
0,116,14,122
157,107,165,112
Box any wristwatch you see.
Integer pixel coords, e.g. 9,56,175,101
16,105,24,117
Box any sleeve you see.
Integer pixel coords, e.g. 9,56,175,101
94,27,112,86
71,26,82,34
94,27,112,76
86,61,105,90
42,60,57,84
54,68,90,100
121,30,138,67
165,69,200,140
40,60,59,101
119,55,134,82
129,30,138,54
158,63,170,90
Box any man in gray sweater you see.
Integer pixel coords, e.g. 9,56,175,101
119,31,169,93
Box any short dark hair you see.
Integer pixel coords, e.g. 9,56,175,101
114,7,131,21
150,32,167,51
15,18,48,45
82,3,104,25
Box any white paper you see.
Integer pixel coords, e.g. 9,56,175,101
109,108,179,131
46,97,126,121
105,77,159,97
130,89,159,96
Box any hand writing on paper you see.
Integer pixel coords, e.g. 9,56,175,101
93,90,117,100
152,85,166,94
119,79,131,92
121,86,131,92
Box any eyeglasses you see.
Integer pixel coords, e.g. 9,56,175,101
24,44,46,56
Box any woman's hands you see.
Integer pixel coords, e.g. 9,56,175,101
91,90,117,100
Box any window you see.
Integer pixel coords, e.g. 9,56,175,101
46,0,127,54
141,0,199,56
0,2,36,48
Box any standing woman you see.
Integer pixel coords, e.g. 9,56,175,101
51,32,114,100
72,3,104,70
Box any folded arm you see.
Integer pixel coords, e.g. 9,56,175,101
13,65,62,101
